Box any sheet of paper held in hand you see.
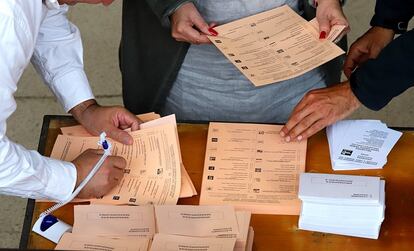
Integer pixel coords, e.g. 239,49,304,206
200,122,307,215
50,122,181,205
72,205,155,237
208,5,346,86
55,233,149,251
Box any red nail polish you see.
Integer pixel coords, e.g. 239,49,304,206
208,27,218,36
319,31,326,39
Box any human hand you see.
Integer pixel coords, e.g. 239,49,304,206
171,2,218,44
343,26,395,78
316,0,349,39
72,149,126,199
280,81,360,141
70,99,141,145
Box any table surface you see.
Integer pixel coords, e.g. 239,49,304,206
20,115,414,250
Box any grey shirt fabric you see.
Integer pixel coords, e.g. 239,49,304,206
162,0,327,123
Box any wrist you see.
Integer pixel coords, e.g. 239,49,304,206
69,99,98,123
343,81,361,110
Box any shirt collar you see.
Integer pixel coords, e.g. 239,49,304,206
44,0,61,10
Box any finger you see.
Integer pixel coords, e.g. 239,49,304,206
286,111,324,141
180,25,211,44
117,110,142,131
318,16,331,39
107,156,127,170
191,12,210,35
106,126,133,145
343,48,366,78
297,119,328,141
280,101,312,140
87,149,104,155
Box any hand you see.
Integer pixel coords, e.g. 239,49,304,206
70,99,141,145
171,2,218,44
72,149,126,199
316,0,349,39
343,26,395,78
280,81,360,141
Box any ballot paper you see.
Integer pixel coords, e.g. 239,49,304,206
208,5,345,86
155,205,239,237
200,122,307,215
72,205,155,237
58,114,196,200
150,234,237,251
51,122,181,205
298,173,386,239
55,233,150,251
327,120,402,170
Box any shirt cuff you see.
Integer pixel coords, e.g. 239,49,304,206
49,70,95,112
349,70,382,111
43,158,77,202
370,14,409,34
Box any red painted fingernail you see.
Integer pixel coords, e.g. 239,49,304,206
319,31,326,39
208,27,218,36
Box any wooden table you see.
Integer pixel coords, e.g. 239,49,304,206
20,115,414,250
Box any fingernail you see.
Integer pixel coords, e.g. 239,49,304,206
280,131,285,137
208,27,218,36
124,138,132,145
285,136,291,142
319,31,326,39
297,135,303,141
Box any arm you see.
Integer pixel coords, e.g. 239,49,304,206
0,13,76,200
32,6,140,145
280,30,414,141
350,29,414,110
343,0,414,77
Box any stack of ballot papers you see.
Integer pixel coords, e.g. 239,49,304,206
200,122,307,215
327,120,402,170
298,173,385,239
54,204,254,251
48,113,197,206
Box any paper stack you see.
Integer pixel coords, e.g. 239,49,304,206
298,173,385,239
327,120,402,170
153,205,254,251
48,113,197,206
55,205,254,251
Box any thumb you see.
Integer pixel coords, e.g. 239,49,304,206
318,16,331,39
106,126,133,145
191,12,210,35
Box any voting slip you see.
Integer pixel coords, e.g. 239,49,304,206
327,120,402,170
55,234,150,251
154,205,253,251
49,114,197,206
298,173,386,239
199,122,307,215
207,5,346,86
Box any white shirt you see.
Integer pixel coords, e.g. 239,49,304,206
0,0,95,201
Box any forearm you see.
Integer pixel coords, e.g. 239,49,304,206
350,29,414,110
371,0,414,33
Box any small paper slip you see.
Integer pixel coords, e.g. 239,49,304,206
55,233,150,251
298,173,381,205
298,173,386,239
150,234,237,251
72,205,155,238
155,205,239,237
327,120,402,170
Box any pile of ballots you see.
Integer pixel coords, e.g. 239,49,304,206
298,173,385,239
326,120,402,170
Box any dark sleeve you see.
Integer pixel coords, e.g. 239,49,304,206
350,29,414,111
370,0,414,33
145,0,194,26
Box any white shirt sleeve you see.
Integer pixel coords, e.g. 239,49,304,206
31,5,95,112
0,8,77,201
